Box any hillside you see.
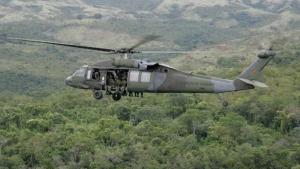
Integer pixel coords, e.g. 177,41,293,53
1,0,300,30
0,0,300,168
0,0,299,50
0,0,299,107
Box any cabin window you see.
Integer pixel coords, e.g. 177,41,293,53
141,72,151,83
129,71,139,82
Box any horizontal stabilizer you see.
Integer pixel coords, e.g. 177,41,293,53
238,78,269,88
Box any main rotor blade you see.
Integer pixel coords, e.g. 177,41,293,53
0,34,7,42
128,35,160,51
7,37,116,53
141,51,204,54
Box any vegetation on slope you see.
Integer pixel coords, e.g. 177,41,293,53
0,42,299,169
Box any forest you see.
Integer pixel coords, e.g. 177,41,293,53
0,41,299,169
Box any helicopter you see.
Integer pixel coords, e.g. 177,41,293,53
4,35,276,101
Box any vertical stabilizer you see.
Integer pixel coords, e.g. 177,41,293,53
236,50,275,88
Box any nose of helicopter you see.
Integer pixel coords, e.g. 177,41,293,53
65,76,73,86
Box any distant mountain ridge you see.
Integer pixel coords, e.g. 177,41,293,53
0,0,299,34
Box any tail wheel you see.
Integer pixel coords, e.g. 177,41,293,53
112,92,122,101
222,101,229,107
93,90,103,100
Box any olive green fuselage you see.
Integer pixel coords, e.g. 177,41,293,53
65,60,253,95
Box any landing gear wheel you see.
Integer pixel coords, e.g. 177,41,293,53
93,90,103,100
112,92,122,101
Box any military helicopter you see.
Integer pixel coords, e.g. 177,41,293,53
4,35,276,101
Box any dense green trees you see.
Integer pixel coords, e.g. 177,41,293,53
1,79,299,169
0,37,299,168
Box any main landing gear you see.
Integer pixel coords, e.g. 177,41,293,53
93,90,103,100
93,90,145,101
112,92,122,101
107,87,126,101
93,90,122,101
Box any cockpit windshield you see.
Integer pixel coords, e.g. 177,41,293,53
72,66,87,77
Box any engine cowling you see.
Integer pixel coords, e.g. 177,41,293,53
112,59,158,70
257,50,276,58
